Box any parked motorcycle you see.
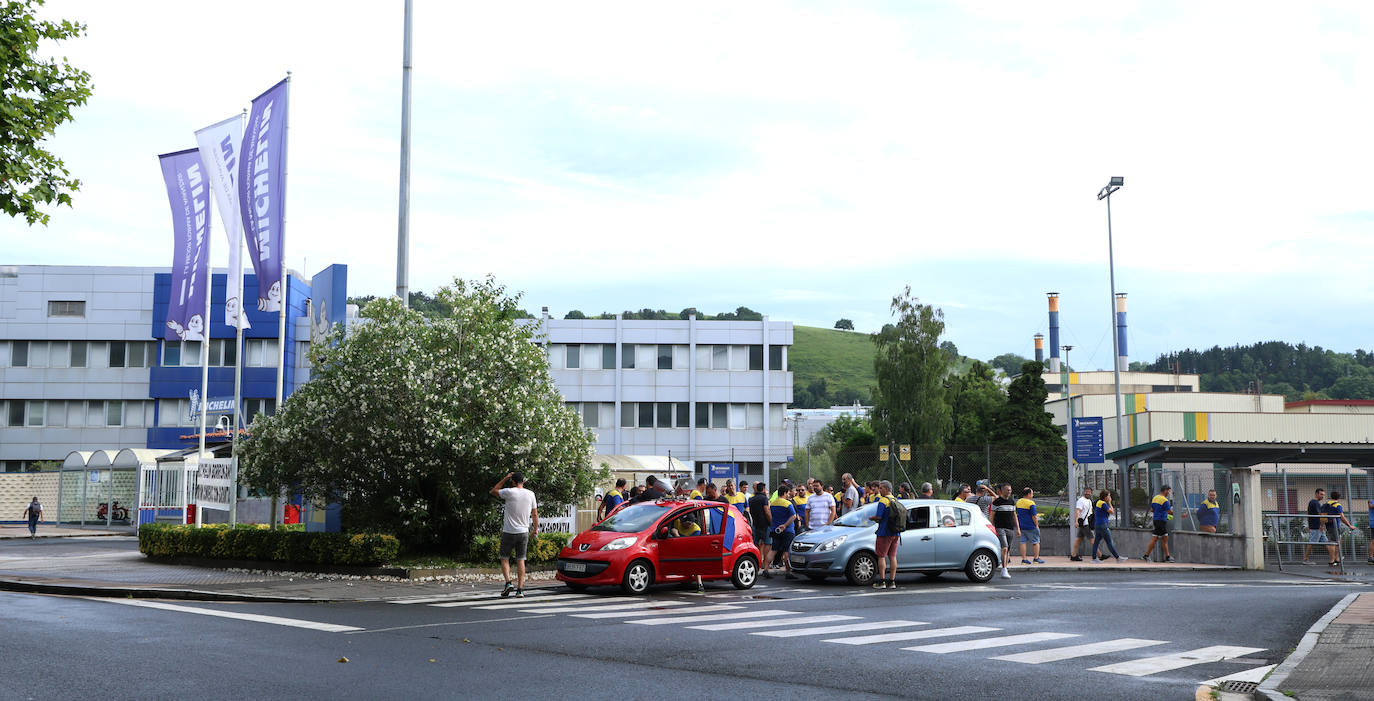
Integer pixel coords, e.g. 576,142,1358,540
96,501,129,521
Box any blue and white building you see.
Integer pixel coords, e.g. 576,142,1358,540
528,314,795,484
0,264,349,471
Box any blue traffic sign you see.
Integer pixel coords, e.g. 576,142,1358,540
1071,416,1105,463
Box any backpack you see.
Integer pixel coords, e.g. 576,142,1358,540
888,498,908,533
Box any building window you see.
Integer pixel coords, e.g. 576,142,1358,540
729,403,747,429
749,345,764,371
46,400,65,427
635,344,656,369
657,344,672,370
70,341,87,367
105,400,123,426
769,345,784,370
47,300,85,317
695,402,709,428
712,403,728,429
655,402,673,428
26,400,45,426
621,402,635,427
709,345,725,370
747,404,764,429
621,344,635,369
6,400,23,426
246,339,279,367
638,402,654,428
244,398,276,424
582,401,599,427
601,344,616,370
110,341,126,368
566,344,580,369
730,345,749,371
11,341,28,367
675,402,689,428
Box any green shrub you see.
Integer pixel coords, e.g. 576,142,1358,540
138,524,399,567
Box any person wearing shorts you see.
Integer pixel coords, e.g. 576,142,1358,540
1016,488,1044,564
1302,488,1328,565
1141,485,1175,563
990,484,1018,579
490,471,538,598
869,481,899,589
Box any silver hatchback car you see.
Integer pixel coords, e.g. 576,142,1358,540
787,499,1002,585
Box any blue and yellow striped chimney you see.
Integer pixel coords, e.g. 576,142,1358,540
1034,333,1044,365
1047,293,1061,373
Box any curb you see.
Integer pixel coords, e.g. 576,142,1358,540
1254,592,1360,701
0,577,346,603
1010,565,1240,573
0,532,135,540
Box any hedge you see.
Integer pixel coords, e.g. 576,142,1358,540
468,532,571,565
139,524,400,567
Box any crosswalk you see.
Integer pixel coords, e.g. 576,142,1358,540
407,589,1271,681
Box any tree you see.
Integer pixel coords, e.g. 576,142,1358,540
816,413,874,449
834,318,855,331
946,361,1006,446
989,352,1031,377
1,1,92,225
989,361,1066,493
870,287,952,474
240,277,600,553
563,309,586,319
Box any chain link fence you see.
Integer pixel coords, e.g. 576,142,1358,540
1259,467,1372,565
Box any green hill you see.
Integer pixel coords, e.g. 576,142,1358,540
790,326,876,408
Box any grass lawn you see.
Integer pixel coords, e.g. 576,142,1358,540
791,325,876,404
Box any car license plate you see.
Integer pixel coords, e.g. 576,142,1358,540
564,561,586,573
790,556,805,568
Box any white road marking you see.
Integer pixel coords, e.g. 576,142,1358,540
630,610,806,627
755,620,928,638
903,631,1078,654
993,638,1168,664
386,589,559,604
688,614,858,631
431,593,596,608
522,600,694,614
347,614,554,634
1089,645,1266,677
1202,664,1277,686
570,604,743,619
823,625,998,645
87,598,362,633
474,597,634,611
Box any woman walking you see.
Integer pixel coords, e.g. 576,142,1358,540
1091,491,1125,563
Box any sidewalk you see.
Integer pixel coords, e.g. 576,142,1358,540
1256,592,1374,700
0,524,135,538
1009,554,1238,573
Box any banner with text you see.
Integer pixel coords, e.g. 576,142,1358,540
195,115,251,330
196,458,235,512
159,149,211,342
237,78,290,313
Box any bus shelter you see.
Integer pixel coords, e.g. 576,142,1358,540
57,449,137,526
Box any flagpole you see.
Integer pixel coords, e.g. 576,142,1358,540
229,107,248,528
195,205,214,530
271,71,291,530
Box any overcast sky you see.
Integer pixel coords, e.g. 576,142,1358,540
7,1,1372,369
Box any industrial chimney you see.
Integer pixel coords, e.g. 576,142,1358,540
1034,333,1044,365
1115,293,1128,373
1047,293,1061,373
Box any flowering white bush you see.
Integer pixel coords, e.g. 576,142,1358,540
240,277,599,552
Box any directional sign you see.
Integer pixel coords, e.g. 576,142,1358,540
708,463,738,482
1071,417,1105,464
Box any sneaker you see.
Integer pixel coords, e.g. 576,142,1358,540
1091,558,1102,563
696,583,705,594
501,581,514,598
514,589,525,598
1021,559,1031,565
873,580,886,589
1140,555,1152,561
1164,556,1176,563
1033,558,1045,564
887,579,897,590
1116,557,1126,563
762,569,772,579
1069,556,1083,562
1301,560,1314,566
1000,568,1011,579
1366,558,1374,565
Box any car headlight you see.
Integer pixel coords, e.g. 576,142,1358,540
815,535,848,553
600,536,636,551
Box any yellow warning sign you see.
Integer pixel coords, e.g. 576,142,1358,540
899,444,911,460
879,445,890,461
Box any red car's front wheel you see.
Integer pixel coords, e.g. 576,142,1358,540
621,559,654,595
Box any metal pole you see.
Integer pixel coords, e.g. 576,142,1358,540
1105,189,1128,521
194,273,213,529
1065,346,1077,553
230,108,247,529
1282,468,1290,561
1345,467,1354,564
396,0,413,306
269,71,292,530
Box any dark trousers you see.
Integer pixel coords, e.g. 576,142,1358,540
1093,525,1119,559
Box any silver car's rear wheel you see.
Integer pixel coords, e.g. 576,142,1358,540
966,550,996,583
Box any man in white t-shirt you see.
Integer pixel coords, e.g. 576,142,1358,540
806,481,836,529
490,471,539,598
1070,486,1094,561
840,473,860,516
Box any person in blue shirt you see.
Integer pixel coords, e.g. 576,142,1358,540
1141,485,1175,562
868,481,899,590
769,487,800,580
1196,489,1220,533
1015,487,1044,564
1090,491,1123,562
598,479,626,521
1321,492,1354,567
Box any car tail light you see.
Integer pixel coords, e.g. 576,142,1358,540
986,524,997,537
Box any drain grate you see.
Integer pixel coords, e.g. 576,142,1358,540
1220,680,1258,694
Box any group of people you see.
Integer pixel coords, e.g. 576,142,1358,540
1299,488,1366,567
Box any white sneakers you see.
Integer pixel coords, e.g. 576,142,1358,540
1000,567,1011,579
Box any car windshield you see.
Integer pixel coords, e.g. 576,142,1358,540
832,502,881,527
591,502,669,532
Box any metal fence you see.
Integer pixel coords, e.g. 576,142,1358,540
1260,467,1372,568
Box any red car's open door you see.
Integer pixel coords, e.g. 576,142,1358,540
658,505,727,578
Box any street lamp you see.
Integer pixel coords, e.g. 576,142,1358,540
1063,344,1077,549
1097,176,1126,518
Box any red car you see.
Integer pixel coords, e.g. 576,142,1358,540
556,498,761,594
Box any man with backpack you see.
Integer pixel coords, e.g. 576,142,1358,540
868,481,906,589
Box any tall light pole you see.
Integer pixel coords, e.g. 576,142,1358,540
396,0,414,307
1063,344,1077,551
1097,176,1125,517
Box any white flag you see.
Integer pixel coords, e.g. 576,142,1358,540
194,115,251,330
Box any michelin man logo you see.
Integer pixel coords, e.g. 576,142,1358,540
187,389,200,423
166,313,205,341
311,298,332,345
257,280,282,312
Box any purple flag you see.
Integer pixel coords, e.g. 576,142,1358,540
159,149,212,342
238,78,290,312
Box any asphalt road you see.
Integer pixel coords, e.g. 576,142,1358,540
2,569,1364,700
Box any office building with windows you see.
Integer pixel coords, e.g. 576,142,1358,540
528,314,794,485
0,264,348,471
